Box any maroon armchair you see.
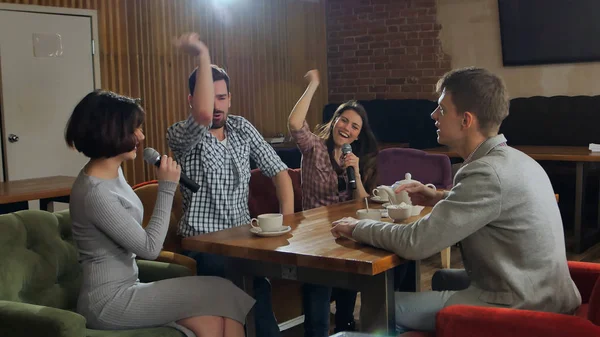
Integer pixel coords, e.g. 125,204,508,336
248,168,303,324
377,148,452,189
248,168,302,217
377,147,453,268
402,261,600,337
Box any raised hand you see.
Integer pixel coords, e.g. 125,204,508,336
304,69,320,85
173,32,208,57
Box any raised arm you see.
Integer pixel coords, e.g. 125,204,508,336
167,33,213,157
173,32,213,127
288,70,320,131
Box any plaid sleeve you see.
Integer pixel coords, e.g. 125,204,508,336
290,120,319,154
244,119,288,178
166,115,208,159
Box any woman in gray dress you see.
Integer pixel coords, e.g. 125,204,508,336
65,89,254,337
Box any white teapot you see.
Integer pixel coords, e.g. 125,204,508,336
374,173,436,205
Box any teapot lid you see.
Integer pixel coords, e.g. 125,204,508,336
393,172,418,187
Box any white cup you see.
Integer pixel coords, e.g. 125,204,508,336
372,188,389,201
356,209,381,221
250,213,284,232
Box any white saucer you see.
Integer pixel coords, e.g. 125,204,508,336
370,196,389,204
250,226,291,237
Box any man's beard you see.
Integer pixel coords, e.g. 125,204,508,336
210,109,227,129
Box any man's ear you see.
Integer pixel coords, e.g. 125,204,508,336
228,92,232,108
463,111,475,128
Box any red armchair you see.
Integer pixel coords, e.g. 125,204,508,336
403,261,600,337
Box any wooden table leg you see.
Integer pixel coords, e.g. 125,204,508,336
574,162,585,253
225,257,415,336
359,269,395,334
40,195,70,212
440,247,451,269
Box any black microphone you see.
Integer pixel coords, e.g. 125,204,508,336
143,148,200,193
341,143,357,190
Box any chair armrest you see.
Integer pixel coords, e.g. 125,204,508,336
156,251,197,275
0,300,86,337
136,259,194,283
436,305,600,337
568,261,600,303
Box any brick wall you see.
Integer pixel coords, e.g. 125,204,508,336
327,0,451,102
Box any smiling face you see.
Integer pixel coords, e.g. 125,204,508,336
331,109,363,147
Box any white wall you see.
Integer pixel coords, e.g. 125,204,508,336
436,0,600,98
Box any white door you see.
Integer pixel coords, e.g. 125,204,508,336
0,9,95,181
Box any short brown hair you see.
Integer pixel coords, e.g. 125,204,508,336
436,67,509,133
65,90,145,159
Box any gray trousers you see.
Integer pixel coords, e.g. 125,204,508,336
396,269,470,332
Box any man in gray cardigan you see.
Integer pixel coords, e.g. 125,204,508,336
331,67,581,332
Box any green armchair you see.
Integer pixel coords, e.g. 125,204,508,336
0,209,194,337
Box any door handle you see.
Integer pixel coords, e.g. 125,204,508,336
8,134,19,143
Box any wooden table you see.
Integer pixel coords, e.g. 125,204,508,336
0,175,76,213
183,200,431,335
425,145,600,253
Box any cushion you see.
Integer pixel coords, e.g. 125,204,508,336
0,210,80,309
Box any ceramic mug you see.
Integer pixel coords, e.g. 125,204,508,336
250,213,284,232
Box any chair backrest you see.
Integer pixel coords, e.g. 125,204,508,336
590,277,600,325
248,168,302,217
377,148,453,189
0,210,80,309
132,180,183,253
568,261,600,325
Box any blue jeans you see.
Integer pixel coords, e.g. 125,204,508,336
302,284,332,337
331,288,357,332
182,250,281,337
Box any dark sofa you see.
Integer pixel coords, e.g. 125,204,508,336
500,95,600,146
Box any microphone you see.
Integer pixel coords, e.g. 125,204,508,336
143,148,200,193
341,143,357,190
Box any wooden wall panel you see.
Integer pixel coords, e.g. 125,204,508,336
0,0,327,184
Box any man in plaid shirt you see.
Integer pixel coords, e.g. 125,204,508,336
167,33,294,337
